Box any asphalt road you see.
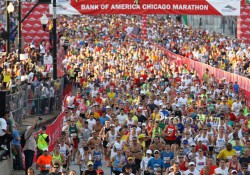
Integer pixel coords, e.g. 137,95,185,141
11,160,111,175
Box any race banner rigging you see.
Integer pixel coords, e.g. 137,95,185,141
50,0,241,16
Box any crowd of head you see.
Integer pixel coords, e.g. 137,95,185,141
145,15,250,77
3,14,250,175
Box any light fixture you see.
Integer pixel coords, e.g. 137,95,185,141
40,13,49,31
7,2,14,13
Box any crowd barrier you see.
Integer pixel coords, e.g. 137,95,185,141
8,78,64,125
130,34,250,105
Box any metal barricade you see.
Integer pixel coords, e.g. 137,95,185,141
7,78,64,125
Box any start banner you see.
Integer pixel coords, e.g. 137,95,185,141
50,0,241,16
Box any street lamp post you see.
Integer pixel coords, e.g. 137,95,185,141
6,1,14,55
18,0,21,61
52,0,57,80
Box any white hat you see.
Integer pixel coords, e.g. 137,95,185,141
142,123,146,126
189,162,195,166
146,150,152,154
154,150,160,153
43,148,48,151
106,106,111,109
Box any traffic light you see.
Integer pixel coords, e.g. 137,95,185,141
38,0,51,4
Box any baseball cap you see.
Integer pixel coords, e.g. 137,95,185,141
127,157,134,160
183,140,188,145
138,134,146,139
97,169,104,173
154,150,160,154
189,162,195,166
146,150,152,154
231,170,237,174
43,148,48,152
87,161,94,166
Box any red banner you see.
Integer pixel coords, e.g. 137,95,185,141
237,0,250,44
22,3,49,44
67,0,240,16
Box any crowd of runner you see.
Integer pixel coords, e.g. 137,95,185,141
6,14,250,175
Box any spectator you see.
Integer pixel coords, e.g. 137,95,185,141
12,124,24,170
24,118,38,174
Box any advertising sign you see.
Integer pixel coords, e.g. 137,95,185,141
49,0,241,16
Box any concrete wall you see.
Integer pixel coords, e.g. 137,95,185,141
0,157,13,175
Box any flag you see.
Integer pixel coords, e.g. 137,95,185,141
182,15,188,25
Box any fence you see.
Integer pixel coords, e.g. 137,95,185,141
7,78,64,124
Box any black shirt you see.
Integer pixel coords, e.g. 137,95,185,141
147,103,158,112
239,156,250,164
174,110,182,118
84,170,97,175
74,68,81,78
166,106,173,113
122,164,137,174
137,114,147,124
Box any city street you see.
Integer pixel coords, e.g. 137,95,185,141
11,160,110,175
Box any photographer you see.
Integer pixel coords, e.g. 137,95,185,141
23,118,39,174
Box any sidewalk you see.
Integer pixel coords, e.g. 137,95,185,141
17,111,61,133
